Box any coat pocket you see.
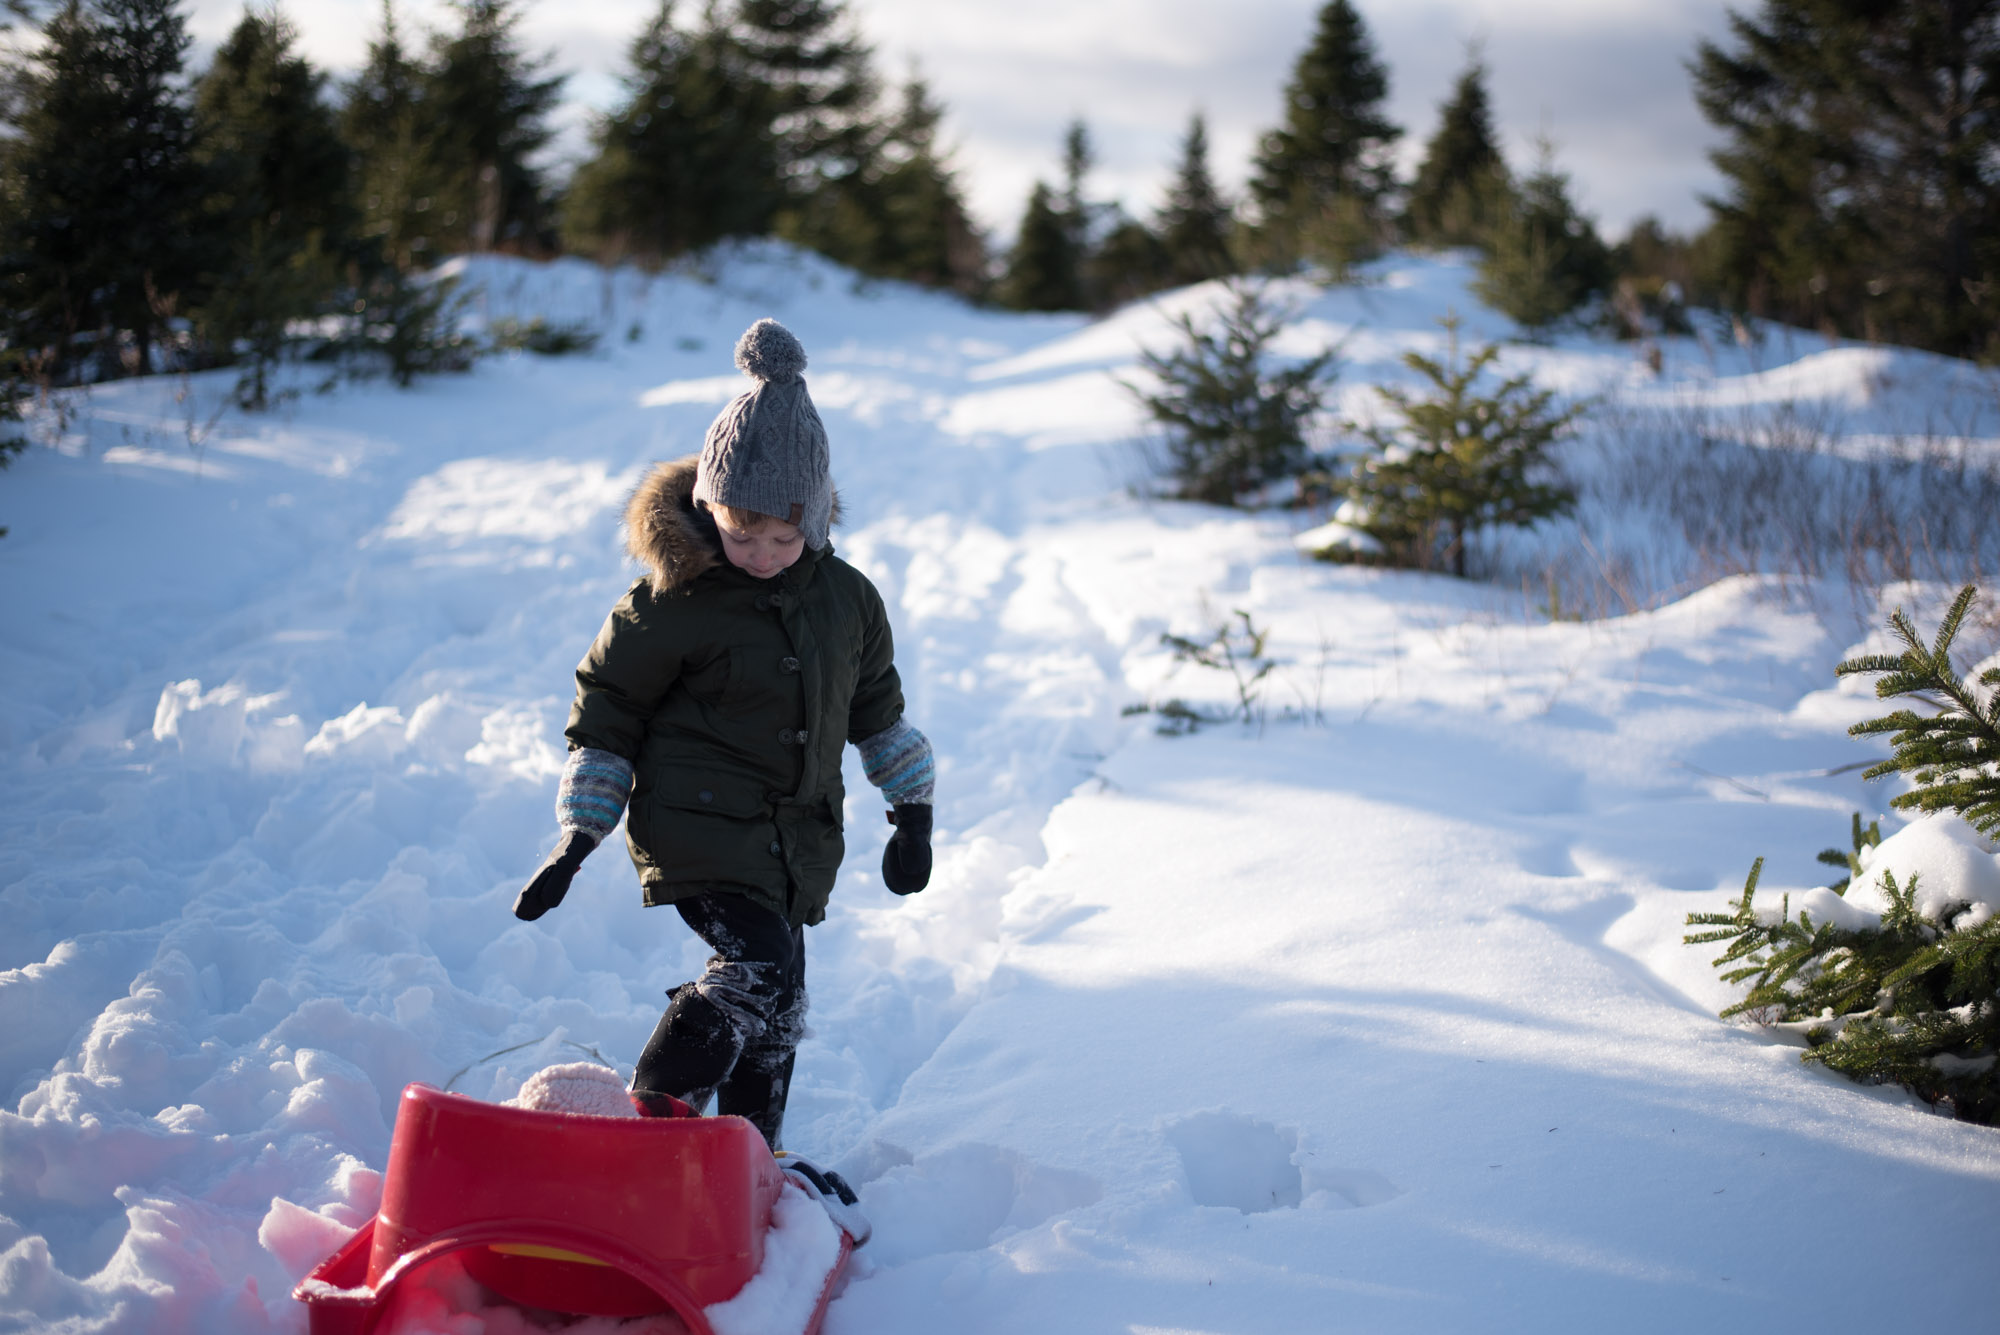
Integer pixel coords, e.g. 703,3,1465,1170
678,648,764,719
675,648,735,709
646,765,770,820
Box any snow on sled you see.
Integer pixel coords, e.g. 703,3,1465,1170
293,1075,865,1335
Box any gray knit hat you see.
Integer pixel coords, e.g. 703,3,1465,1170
693,319,833,550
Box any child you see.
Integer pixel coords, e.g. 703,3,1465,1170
511,318,935,1148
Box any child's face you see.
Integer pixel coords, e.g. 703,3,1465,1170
716,514,806,579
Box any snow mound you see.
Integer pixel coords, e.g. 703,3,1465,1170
1292,518,1380,557
704,1182,842,1335
1848,814,2000,927
506,1063,638,1118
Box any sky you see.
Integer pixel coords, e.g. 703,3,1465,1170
182,0,1741,244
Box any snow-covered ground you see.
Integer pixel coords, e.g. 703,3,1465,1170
2,246,1997,1333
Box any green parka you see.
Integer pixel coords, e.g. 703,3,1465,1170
565,457,904,926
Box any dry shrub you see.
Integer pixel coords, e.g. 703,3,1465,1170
1474,398,2000,623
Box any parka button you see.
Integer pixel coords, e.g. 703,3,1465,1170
780,656,800,673
768,839,782,856
796,729,809,743
778,728,796,745
754,595,771,611
697,789,713,804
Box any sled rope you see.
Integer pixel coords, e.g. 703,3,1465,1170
443,1035,618,1092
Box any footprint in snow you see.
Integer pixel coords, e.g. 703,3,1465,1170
1166,1111,1401,1214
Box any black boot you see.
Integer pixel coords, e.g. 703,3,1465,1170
717,1045,796,1149
631,984,741,1113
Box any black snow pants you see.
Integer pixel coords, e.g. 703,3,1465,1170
631,891,806,1149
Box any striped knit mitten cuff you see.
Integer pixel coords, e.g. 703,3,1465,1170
856,717,934,806
557,747,635,845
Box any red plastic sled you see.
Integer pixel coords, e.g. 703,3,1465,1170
294,1083,854,1335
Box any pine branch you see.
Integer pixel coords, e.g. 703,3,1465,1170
1683,586,2000,1120
1837,584,2000,837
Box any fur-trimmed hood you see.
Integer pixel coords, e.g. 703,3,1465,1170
623,455,839,590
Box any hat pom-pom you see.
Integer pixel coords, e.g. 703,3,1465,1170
734,319,807,383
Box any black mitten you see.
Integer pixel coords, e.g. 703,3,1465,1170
881,804,933,895
513,830,595,921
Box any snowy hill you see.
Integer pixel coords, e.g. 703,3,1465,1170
1,246,1996,1332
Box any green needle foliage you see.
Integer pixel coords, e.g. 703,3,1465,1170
1472,138,1612,337
1342,315,1578,576
1815,811,1883,894
1245,0,1399,274
1687,846,2000,1121
1687,586,2000,1121
1402,52,1509,250
194,7,352,409
1131,281,1338,506
348,267,475,387
1838,584,2000,838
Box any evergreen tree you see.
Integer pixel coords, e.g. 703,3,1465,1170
0,0,208,382
999,181,1084,311
1246,0,1399,271
1087,212,1169,310
335,1,473,386
193,6,351,407
734,0,872,197
868,76,986,293
423,0,564,253
781,73,985,292
1343,315,1578,576
1154,111,1235,287
997,119,1105,310
348,262,474,386
1403,52,1509,248
1049,117,1108,303
1472,139,1611,335
1085,113,1237,310
1608,216,1704,340
1687,586,2000,1123
1614,216,1706,302
1132,281,1338,505
1059,116,1095,252
1692,1,2000,357
565,0,779,260
341,1,437,272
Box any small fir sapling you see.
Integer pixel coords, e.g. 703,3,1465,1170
1334,315,1578,576
1686,584,2000,1121
1129,281,1338,506
347,264,476,387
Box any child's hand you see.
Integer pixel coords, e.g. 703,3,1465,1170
513,831,595,920
882,805,933,895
